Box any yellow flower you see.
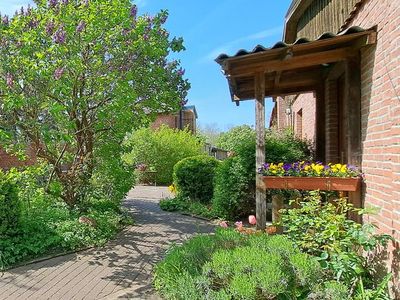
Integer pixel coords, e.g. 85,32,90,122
168,184,176,194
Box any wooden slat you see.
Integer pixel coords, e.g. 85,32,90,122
255,72,266,230
228,47,357,77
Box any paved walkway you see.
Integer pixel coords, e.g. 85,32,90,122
0,186,215,299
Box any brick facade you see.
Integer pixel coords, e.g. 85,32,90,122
276,0,400,291
151,107,197,133
0,147,36,170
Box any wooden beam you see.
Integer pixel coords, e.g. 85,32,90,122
255,72,266,230
345,57,362,223
228,47,357,77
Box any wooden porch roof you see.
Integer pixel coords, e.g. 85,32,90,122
215,26,376,105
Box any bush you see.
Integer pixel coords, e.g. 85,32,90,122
0,166,132,270
159,195,217,220
279,191,393,292
154,229,323,300
0,170,20,236
213,127,311,220
173,155,219,203
123,125,204,185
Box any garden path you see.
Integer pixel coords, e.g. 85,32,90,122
0,186,215,300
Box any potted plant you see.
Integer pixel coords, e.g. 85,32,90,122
259,162,362,192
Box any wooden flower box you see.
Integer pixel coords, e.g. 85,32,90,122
262,176,361,192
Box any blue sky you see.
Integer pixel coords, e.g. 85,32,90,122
0,0,292,131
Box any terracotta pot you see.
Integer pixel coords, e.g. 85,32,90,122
262,176,361,192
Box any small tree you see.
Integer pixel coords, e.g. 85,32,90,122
0,0,189,207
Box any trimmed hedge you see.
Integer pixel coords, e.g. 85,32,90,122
173,155,219,203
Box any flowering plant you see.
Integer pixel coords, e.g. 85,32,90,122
259,161,361,178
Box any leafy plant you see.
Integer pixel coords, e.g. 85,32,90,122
159,196,217,220
173,155,219,203
279,191,393,291
0,0,189,207
0,170,20,236
213,127,311,220
123,126,204,185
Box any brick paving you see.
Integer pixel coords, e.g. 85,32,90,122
0,186,215,300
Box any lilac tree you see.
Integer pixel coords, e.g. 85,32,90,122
0,0,189,206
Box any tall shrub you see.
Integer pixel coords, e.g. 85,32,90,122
213,126,311,219
173,155,219,203
0,171,19,236
123,126,204,185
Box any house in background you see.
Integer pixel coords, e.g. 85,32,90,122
151,105,198,134
0,147,36,170
217,0,399,292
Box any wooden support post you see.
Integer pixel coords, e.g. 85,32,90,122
272,194,284,223
345,57,362,223
255,72,266,230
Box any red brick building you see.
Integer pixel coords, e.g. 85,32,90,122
151,105,198,134
217,0,399,291
270,0,400,238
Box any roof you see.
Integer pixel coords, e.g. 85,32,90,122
183,105,198,119
215,26,376,103
216,26,366,63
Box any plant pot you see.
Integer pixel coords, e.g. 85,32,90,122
262,176,361,192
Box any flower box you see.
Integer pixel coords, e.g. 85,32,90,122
262,176,361,192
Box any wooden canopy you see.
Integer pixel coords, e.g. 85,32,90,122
215,26,376,230
216,26,376,105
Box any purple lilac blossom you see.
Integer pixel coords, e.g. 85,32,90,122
177,68,185,76
130,5,137,18
49,0,58,8
53,28,66,44
6,73,13,88
159,14,167,24
61,0,69,4
20,7,24,15
76,21,86,33
28,19,39,29
2,15,9,25
46,21,55,35
54,67,64,80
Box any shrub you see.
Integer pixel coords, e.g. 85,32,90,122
212,127,311,220
154,229,324,300
123,125,204,185
279,191,393,291
173,155,219,203
159,195,217,219
212,156,255,219
0,170,20,236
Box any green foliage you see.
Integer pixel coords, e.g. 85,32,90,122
0,1,189,206
0,170,20,236
279,191,393,293
123,126,204,185
154,229,324,300
0,167,131,270
213,126,311,220
173,155,219,203
159,195,217,220
212,156,255,220
308,281,350,300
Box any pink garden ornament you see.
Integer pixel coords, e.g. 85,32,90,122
248,215,257,225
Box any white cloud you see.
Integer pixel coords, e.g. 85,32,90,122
200,25,283,63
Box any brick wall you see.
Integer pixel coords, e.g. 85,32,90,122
291,92,316,143
347,0,400,247
151,111,197,133
0,147,36,170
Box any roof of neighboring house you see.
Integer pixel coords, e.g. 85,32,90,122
284,0,366,43
183,105,198,119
